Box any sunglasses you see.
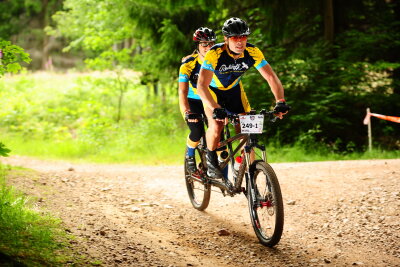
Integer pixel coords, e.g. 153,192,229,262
199,42,215,47
230,35,248,41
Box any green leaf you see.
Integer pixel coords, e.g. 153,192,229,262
0,142,11,157
6,62,22,73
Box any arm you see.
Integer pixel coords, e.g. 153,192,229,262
258,64,285,102
258,64,288,119
178,81,190,114
196,68,220,110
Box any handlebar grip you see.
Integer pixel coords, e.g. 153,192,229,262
185,113,203,121
212,108,227,120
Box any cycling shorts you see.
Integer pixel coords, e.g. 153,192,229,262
188,98,205,116
208,83,251,114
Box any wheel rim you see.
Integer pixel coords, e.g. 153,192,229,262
185,147,209,209
186,172,206,206
252,170,278,241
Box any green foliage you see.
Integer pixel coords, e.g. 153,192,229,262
0,142,10,157
52,0,219,85
0,40,31,159
85,49,134,70
244,37,400,152
1,0,63,70
0,165,80,265
0,72,187,164
52,0,132,52
3,0,400,154
1,73,398,164
0,0,44,38
0,40,31,77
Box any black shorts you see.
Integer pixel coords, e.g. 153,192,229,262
188,98,205,116
209,83,251,114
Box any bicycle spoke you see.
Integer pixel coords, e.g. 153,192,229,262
248,161,284,247
184,144,211,211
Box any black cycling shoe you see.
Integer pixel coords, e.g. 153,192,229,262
186,155,197,173
206,153,223,179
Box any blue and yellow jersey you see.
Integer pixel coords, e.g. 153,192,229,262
178,53,202,100
201,43,268,90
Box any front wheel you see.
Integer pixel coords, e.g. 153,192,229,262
184,145,211,211
247,160,284,247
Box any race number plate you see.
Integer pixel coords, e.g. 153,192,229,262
239,115,264,134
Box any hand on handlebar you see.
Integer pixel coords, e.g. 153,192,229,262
185,112,203,123
212,108,227,121
273,100,291,119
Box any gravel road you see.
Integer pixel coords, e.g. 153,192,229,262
2,156,400,267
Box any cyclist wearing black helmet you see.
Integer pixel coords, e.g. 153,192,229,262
178,27,216,173
197,17,290,179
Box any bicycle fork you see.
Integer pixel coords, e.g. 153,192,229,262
243,140,267,201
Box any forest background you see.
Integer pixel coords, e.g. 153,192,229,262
1,0,399,164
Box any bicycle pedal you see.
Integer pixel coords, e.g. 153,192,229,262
191,172,201,179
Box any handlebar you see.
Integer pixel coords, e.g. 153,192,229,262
202,108,280,124
225,109,278,123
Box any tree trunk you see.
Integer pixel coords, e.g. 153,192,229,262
117,89,123,123
153,83,158,96
41,0,50,70
324,0,334,42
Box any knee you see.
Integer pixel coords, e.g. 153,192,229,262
187,122,204,142
208,121,223,137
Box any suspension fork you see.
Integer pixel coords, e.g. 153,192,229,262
243,135,265,201
244,142,255,200
258,144,267,162
244,157,256,204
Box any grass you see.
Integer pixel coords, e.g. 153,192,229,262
0,164,88,266
267,143,400,163
1,130,187,165
1,71,398,165
3,132,399,166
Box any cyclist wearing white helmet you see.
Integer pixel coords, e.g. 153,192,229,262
197,17,290,179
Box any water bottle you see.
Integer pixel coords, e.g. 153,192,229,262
234,155,243,171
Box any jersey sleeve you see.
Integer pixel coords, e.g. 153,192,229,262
248,46,268,70
201,49,218,72
178,62,190,82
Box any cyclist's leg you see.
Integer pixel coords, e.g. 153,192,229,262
216,133,229,179
220,83,248,137
186,99,205,172
203,89,224,178
187,99,205,146
224,83,255,162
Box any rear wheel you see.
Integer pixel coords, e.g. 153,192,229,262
184,145,211,211
248,160,284,247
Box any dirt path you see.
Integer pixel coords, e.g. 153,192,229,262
2,156,400,267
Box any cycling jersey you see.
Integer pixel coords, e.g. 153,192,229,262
199,42,267,113
179,53,202,100
201,42,268,90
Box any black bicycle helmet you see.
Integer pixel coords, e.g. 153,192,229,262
222,17,250,37
193,27,216,42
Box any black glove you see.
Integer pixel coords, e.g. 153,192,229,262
185,112,203,121
212,108,227,119
274,101,291,113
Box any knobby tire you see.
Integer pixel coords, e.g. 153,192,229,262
184,146,211,211
248,160,284,247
